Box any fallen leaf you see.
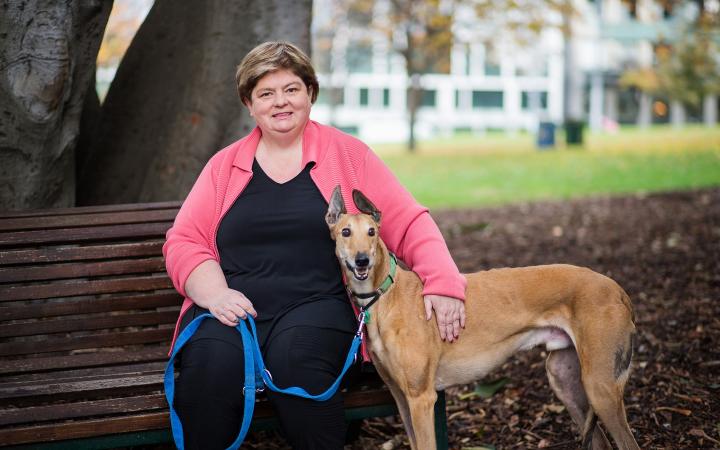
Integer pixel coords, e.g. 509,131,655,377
459,378,509,400
545,403,566,414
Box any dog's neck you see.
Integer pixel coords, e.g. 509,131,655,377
347,240,392,308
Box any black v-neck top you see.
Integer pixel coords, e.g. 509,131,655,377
215,159,356,344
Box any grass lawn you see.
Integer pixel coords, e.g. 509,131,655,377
372,126,720,209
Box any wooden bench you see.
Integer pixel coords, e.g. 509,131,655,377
0,202,448,449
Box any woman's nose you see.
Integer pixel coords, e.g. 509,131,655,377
274,92,287,106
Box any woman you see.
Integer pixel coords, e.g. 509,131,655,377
163,41,467,450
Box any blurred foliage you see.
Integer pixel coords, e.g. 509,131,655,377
620,10,720,106
345,0,454,75
97,2,148,69
472,0,574,43
342,0,574,75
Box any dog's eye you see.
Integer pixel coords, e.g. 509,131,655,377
341,228,351,237
368,228,375,236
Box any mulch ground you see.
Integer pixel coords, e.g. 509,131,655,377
241,188,720,449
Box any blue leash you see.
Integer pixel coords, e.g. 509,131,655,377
164,312,366,450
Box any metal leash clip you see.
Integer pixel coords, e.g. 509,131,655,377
356,310,367,337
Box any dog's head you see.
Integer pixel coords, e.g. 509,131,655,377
325,186,382,284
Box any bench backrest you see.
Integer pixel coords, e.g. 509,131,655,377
0,202,182,444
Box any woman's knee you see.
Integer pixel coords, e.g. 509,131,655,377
264,326,353,393
174,338,247,449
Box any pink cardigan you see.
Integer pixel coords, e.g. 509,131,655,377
163,120,467,351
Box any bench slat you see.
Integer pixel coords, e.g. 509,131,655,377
0,241,164,266
0,361,166,385
0,293,181,321
0,372,162,402
0,345,169,375
0,210,177,232
0,277,174,302
0,201,180,219
0,310,179,338
0,328,172,357
0,411,170,445
0,394,167,426
0,257,167,283
0,222,170,248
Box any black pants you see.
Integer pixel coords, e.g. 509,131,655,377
173,314,356,449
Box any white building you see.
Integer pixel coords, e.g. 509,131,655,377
310,0,718,143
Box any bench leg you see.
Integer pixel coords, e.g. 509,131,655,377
434,390,449,450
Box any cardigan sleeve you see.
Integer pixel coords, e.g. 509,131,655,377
163,159,220,298
358,149,466,301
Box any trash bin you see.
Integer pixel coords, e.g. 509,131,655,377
537,122,556,149
565,120,584,146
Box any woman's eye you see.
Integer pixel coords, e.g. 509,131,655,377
341,228,351,237
368,228,375,236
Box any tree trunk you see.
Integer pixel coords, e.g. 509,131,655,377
78,0,313,205
637,92,652,128
670,100,685,128
703,95,717,126
0,0,112,211
407,74,420,152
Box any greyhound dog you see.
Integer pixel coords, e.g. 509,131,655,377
325,187,640,450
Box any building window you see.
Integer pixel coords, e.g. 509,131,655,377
484,62,501,76
521,91,548,110
472,90,503,108
383,88,390,107
347,41,373,73
421,89,437,107
359,88,369,106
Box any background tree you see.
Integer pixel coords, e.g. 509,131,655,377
78,0,313,205
383,0,454,152
0,1,112,211
620,6,720,126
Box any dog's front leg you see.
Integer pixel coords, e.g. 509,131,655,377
405,389,438,450
373,362,416,446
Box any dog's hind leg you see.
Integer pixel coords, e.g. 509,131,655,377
580,344,640,450
546,348,612,450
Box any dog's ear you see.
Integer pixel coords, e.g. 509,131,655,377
352,190,382,224
325,186,346,228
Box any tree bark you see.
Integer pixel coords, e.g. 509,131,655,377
0,0,112,211
78,0,313,205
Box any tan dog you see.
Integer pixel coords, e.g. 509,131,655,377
325,187,640,450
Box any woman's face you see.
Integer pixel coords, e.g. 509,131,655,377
244,69,312,138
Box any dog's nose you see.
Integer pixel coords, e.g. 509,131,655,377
355,254,370,268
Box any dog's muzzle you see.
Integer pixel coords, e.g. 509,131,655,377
345,259,369,281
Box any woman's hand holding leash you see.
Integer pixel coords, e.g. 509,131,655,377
184,260,257,327
424,295,466,342
206,288,257,327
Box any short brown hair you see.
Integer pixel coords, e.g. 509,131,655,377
236,41,319,105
